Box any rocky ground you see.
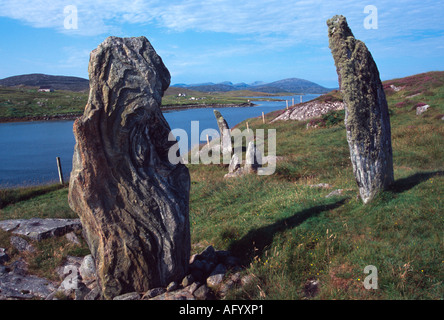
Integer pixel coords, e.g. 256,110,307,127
271,100,344,122
0,218,249,300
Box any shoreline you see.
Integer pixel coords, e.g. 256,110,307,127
0,102,257,123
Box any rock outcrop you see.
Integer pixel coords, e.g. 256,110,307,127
327,15,394,203
68,36,191,299
272,100,344,122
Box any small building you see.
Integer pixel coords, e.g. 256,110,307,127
38,86,54,92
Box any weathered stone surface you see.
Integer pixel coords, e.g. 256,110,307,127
0,264,57,300
83,286,101,300
193,284,211,300
181,274,195,287
68,36,191,299
10,236,34,253
0,218,82,241
113,292,141,300
327,15,394,204
213,109,232,159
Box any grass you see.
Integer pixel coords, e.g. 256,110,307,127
0,86,277,121
0,71,442,299
0,87,88,120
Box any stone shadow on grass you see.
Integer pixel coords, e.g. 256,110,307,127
390,170,443,194
228,199,347,265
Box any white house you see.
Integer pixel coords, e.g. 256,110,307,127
38,86,54,92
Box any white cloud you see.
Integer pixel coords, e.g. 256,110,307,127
1,0,443,82
1,0,443,42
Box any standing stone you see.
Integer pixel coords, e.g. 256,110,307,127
228,153,240,173
68,36,191,299
213,109,232,160
244,141,262,173
327,15,394,203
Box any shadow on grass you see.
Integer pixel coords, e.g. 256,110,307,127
228,198,346,265
391,170,443,194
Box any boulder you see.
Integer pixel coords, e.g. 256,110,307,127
327,15,394,204
68,36,191,299
206,264,227,289
416,104,430,115
79,254,96,281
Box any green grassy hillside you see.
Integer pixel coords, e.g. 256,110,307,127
0,86,275,122
0,71,442,299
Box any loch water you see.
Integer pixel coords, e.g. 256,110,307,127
0,94,320,188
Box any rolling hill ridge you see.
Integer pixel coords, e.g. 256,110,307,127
0,73,331,94
0,74,89,92
171,78,332,94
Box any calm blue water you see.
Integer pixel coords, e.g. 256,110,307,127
0,94,319,188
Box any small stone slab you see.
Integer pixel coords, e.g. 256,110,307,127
0,218,82,241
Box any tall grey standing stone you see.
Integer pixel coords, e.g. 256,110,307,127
213,109,232,161
68,36,191,299
327,15,394,204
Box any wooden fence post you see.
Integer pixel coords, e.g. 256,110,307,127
262,112,265,124
56,157,64,185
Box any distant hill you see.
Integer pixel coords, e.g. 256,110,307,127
0,73,89,92
0,73,331,94
172,78,332,94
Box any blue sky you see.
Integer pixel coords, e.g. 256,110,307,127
0,0,443,88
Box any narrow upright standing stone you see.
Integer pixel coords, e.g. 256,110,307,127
244,141,262,173
68,36,191,299
213,109,232,161
327,15,394,203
